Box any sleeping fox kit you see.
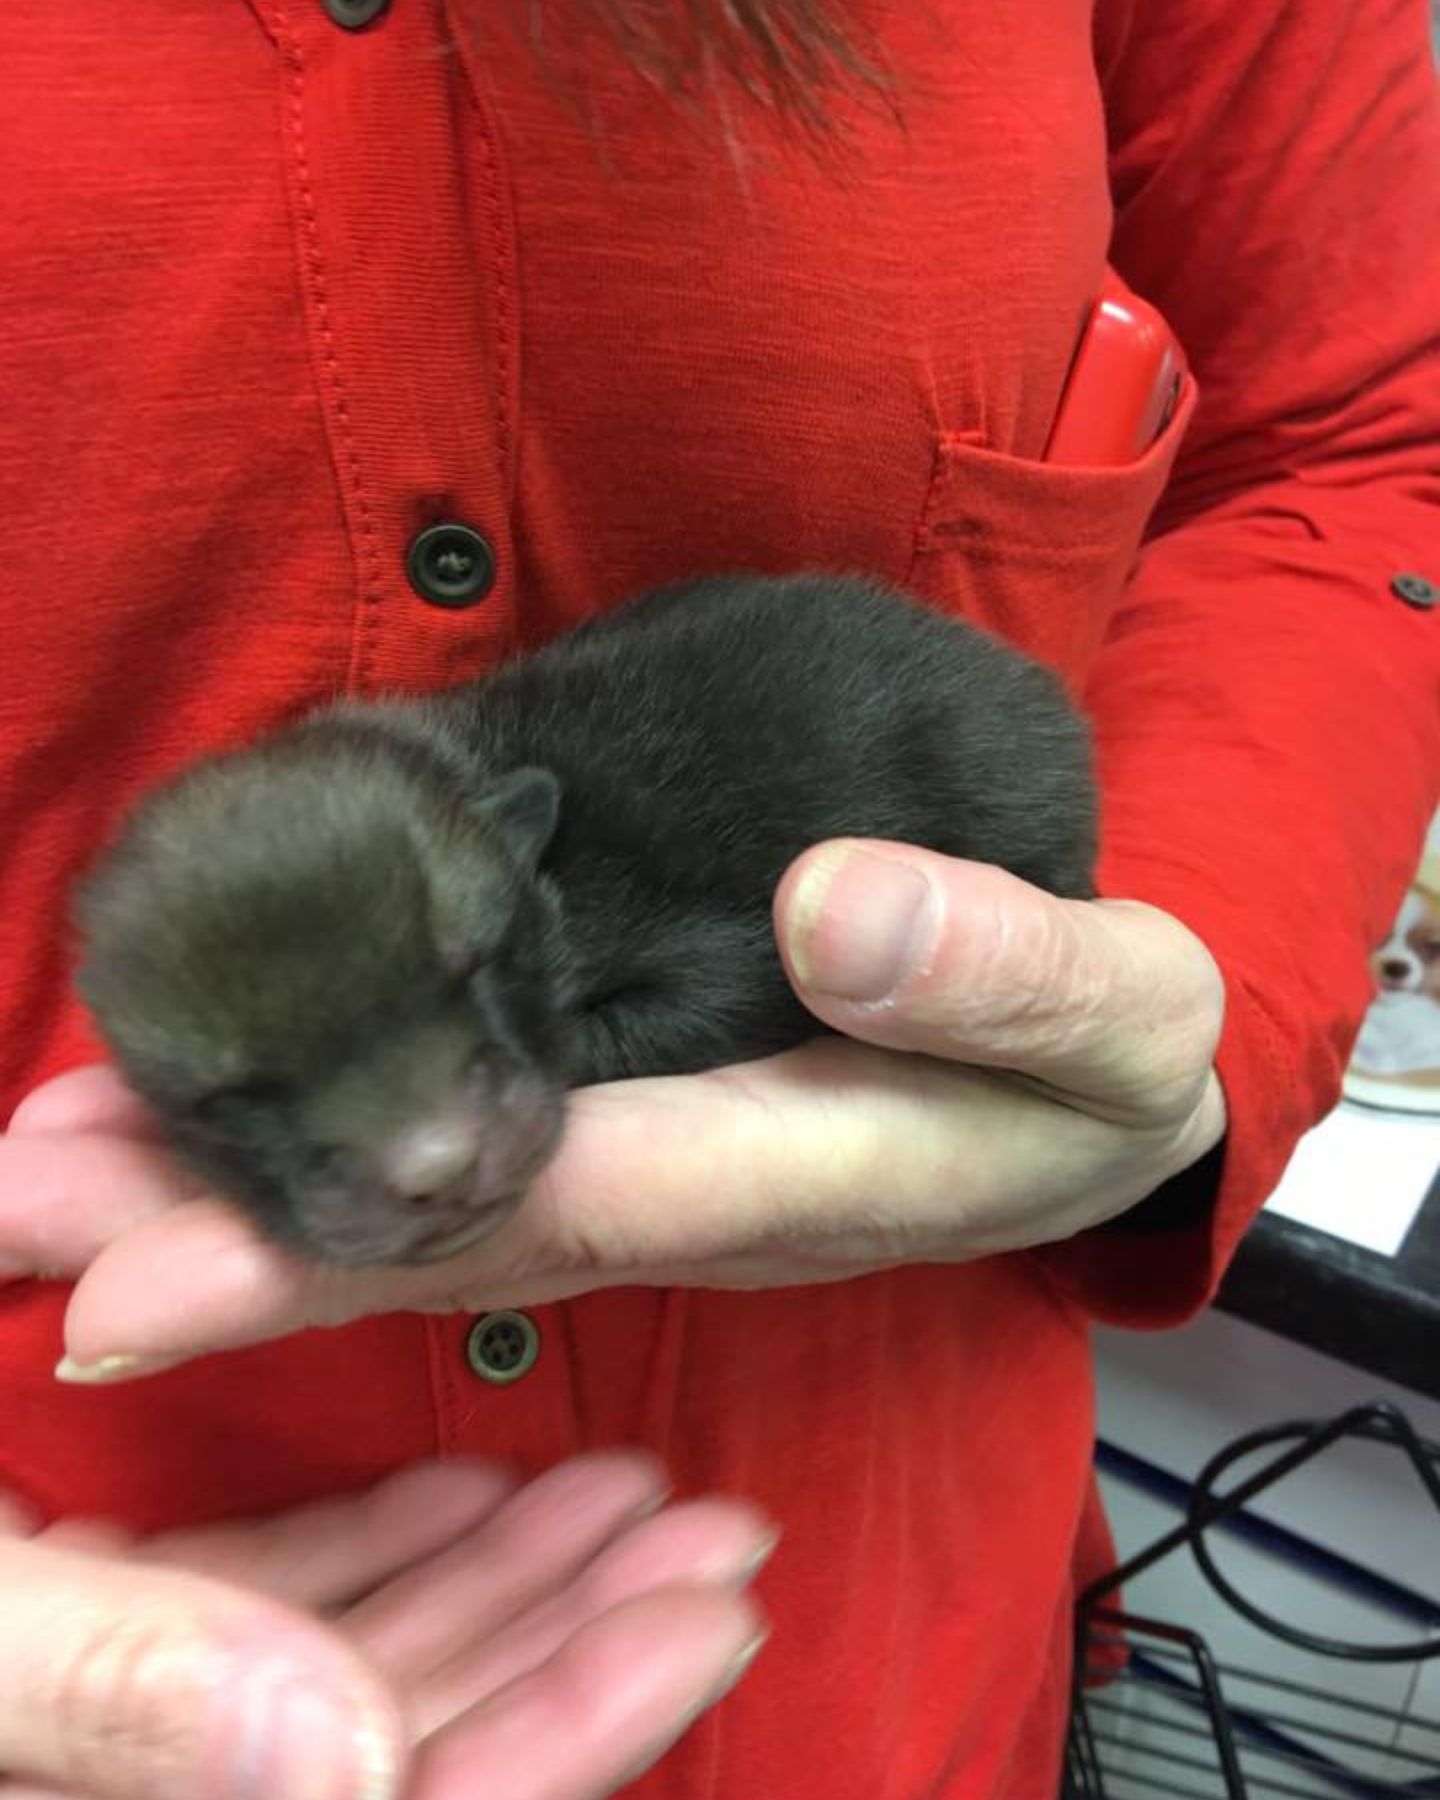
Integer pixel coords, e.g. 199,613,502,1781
75,574,1097,1267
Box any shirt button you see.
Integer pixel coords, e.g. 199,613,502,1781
1392,572,1438,610
466,1310,541,1385
322,0,390,27
406,522,497,609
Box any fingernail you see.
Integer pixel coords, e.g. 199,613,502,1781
54,1353,166,1385
787,846,939,1001
634,1483,675,1521
706,1631,770,1706
727,1530,781,1584
231,1679,401,1800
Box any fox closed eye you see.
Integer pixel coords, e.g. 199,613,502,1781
190,1077,293,1119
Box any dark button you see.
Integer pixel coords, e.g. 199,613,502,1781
406,522,497,609
465,1310,541,1385
1392,572,1438,610
322,0,390,27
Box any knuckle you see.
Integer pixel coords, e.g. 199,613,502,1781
45,1613,210,1796
952,901,1095,1048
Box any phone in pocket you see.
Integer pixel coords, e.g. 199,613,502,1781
1043,271,1187,467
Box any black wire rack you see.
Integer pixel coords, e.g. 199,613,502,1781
1064,1403,1440,1799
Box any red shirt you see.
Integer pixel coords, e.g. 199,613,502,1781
2,1,1437,1794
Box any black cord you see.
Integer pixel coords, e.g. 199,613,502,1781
1184,1404,1440,1664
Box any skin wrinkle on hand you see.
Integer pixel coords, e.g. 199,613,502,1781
0,1538,408,1800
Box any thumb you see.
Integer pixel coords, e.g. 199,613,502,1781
775,840,1223,1125
0,1537,403,1800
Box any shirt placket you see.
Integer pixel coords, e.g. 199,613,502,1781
251,0,579,1465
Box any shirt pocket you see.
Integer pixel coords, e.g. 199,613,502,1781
905,374,1197,686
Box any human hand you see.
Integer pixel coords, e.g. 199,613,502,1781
0,1452,770,1800
4,847,1226,1374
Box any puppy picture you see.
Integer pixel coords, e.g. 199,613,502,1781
1369,886,1440,1001
1346,833,1440,1110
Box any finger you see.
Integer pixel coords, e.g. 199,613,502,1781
775,843,1224,1123
341,1453,669,1688
57,1139,669,1370
0,1133,205,1281
56,1052,1114,1372
140,1460,519,1610
409,1587,765,1800
0,1538,404,1800
7,1067,163,1141
60,1023,1222,1376
405,1498,778,1738
58,1072,820,1370
516,1044,1218,1268
58,1197,415,1377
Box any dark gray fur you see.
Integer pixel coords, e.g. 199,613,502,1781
75,573,1096,1266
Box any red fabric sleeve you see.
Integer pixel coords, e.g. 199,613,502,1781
1035,0,1440,1325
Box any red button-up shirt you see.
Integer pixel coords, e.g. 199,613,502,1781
2,2,1437,1795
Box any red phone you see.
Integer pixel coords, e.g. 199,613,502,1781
1043,271,1187,467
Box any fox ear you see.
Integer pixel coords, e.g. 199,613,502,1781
473,767,561,872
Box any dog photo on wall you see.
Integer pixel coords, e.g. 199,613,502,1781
1347,817,1440,1112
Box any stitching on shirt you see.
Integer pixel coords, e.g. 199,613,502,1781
273,14,385,692
424,1314,468,1454
445,18,518,505
475,115,514,499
